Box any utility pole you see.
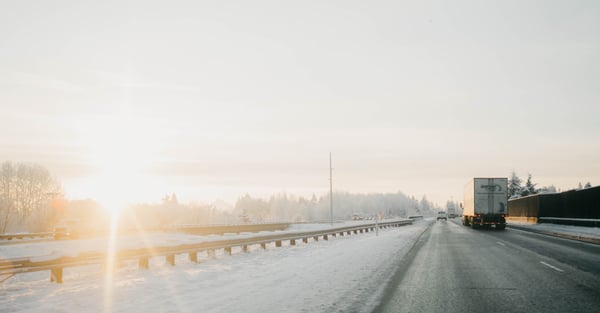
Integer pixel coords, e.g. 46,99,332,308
330,152,333,225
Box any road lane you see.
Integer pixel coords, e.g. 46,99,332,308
494,224,600,275
374,219,600,313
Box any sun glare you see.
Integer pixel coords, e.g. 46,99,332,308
75,110,164,312
78,111,159,214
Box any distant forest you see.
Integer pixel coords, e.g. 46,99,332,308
0,161,438,233
116,191,437,231
3,161,594,233
0,157,445,233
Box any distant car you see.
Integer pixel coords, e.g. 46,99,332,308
436,211,447,221
351,213,363,220
53,219,83,240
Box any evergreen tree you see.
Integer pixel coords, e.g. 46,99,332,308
521,174,537,197
538,185,557,194
584,182,592,188
508,171,522,198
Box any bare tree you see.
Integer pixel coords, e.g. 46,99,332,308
0,162,16,233
0,161,61,233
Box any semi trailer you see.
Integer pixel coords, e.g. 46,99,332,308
461,177,508,230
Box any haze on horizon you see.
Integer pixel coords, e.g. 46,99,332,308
1,0,599,209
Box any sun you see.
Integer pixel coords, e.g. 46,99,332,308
78,110,159,214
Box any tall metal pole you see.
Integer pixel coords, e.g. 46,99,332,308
330,152,333,225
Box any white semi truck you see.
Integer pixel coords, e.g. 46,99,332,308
447,205,457,218
461,177,508,230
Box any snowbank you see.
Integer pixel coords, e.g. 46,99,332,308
508,221,600,242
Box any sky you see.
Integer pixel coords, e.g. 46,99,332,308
1,0,599,209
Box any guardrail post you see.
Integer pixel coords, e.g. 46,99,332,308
323,234,328,240
353,230,358,234
302,237,308,244
242,245,249,252
260,243,267,249
275,240,282,247
339,232,344,237
290,239,296,246
139,257,149,269
225,247,232,255
50,268,63,283
313,236,319,242
189,252,198,263
208,249,216,259
166,255,175,266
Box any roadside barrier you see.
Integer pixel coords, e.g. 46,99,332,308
0,220,413,284
0,232,54,241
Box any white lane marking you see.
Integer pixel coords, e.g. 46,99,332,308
540,261,564,272
496,241,506,247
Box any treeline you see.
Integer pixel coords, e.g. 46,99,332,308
53,190,438,231
120,198,235,229
0,160,439,233
233,191,436,223
114,191,437,230
508,171,594,199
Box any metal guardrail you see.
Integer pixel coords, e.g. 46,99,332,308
0,232,54,241
0,220,412,284
169,223,290,235
1,223,291,244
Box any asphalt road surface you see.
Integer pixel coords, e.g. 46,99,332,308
374,219,600,313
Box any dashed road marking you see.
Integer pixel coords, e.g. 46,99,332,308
496,241,506,247
540,261,564,272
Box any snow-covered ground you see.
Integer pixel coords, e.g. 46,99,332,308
0,220,391,260
508,221,600,241
1,219,432,313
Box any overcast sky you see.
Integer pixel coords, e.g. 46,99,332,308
1,0,599,209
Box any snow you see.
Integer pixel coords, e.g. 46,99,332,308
0,221,384,260
508,221,600,241
3,219,598,313
1,219,431,313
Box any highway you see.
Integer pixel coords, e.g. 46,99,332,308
374,219,600,313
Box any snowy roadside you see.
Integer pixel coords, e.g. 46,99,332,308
1,219,433,313
0,220,394,260
507,222,600,244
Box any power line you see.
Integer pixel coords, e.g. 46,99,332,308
330,152,333,226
